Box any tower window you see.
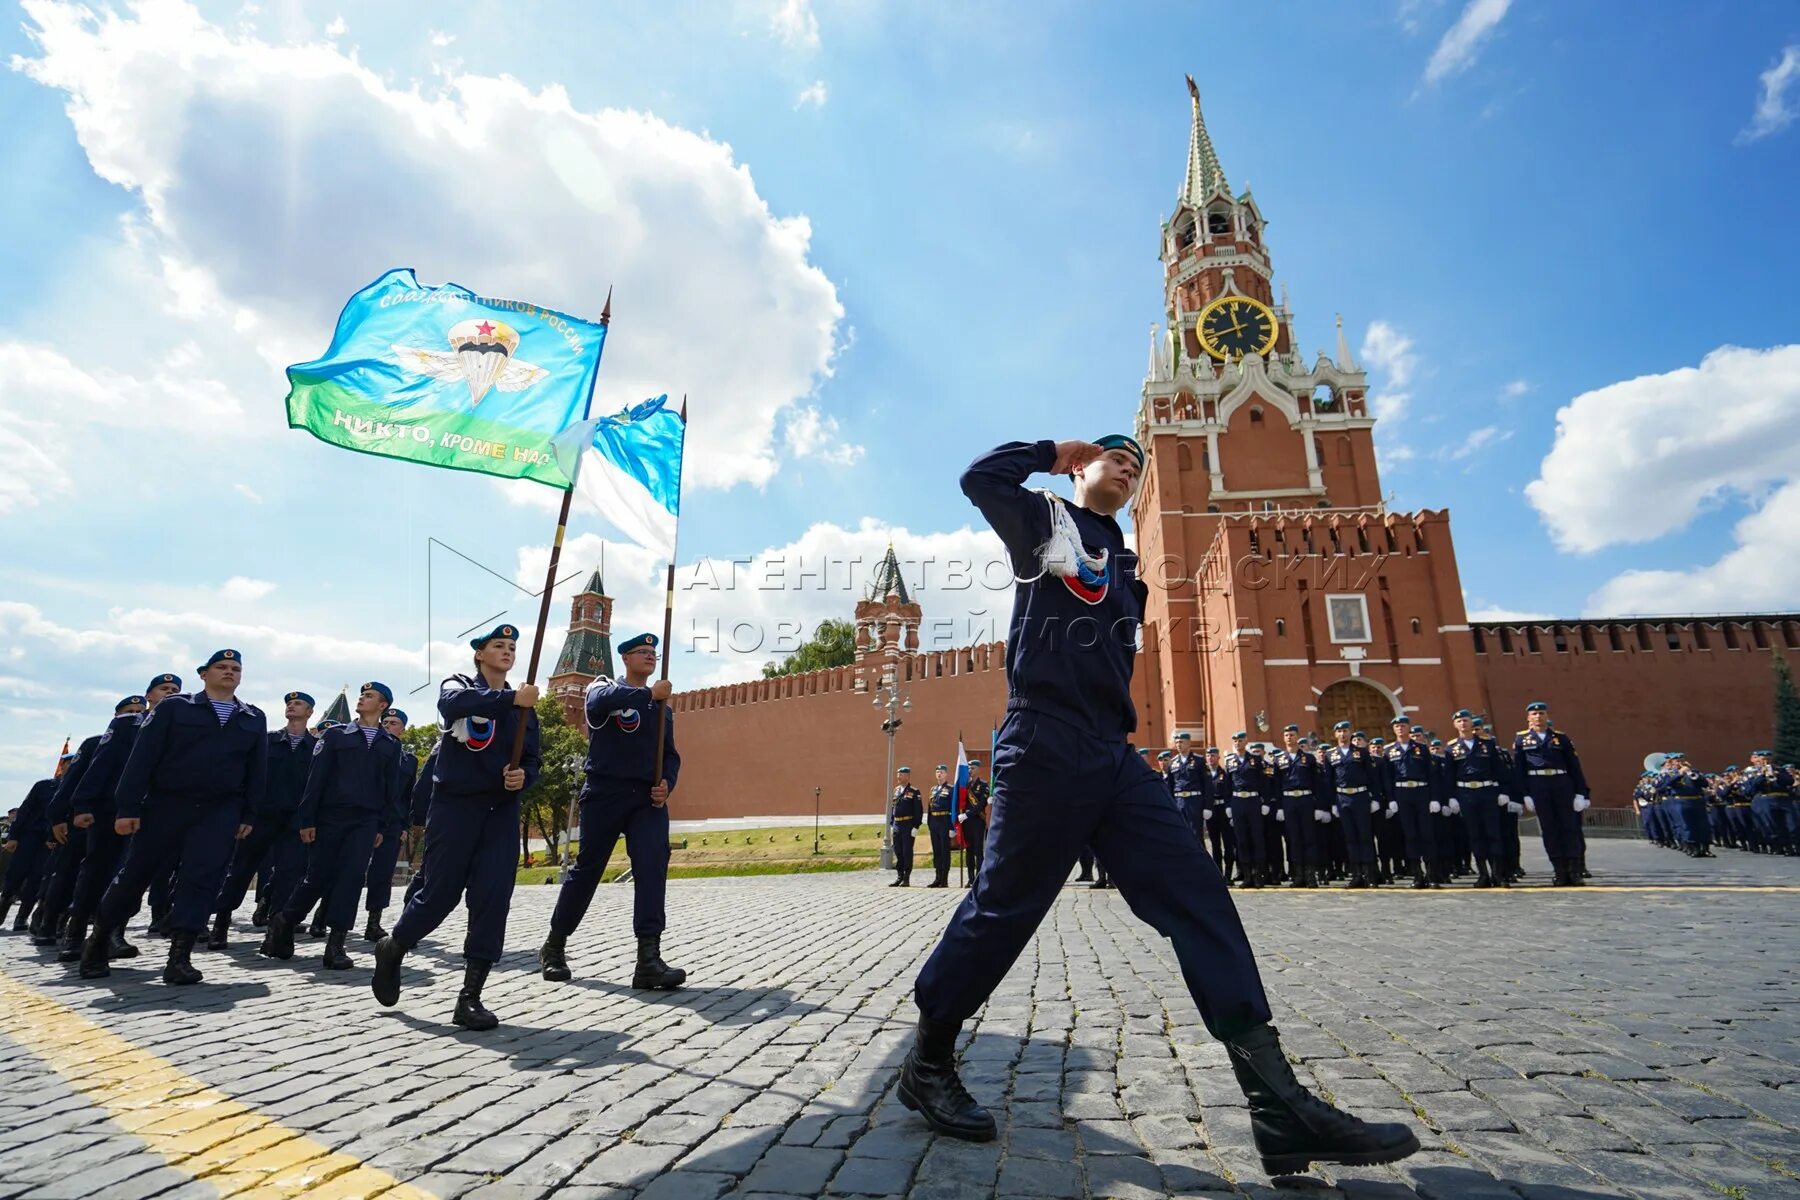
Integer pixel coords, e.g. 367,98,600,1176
1207,211,1231,236
1206,503,1221,514
1249,406,1264,425
1275,619,1285,637
1410,618,1421,635
1313,384,1335,410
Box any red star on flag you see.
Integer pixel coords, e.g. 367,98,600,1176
476,321,495,336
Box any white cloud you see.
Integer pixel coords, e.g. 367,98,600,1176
1360,319,1418,470
1397,0,1445,35
220,576,277,602
1525,344,1800,553
1422,0,1512,86
770,0,820,50
794,80,828,109
1501,379,1531,398
1737,44,1800,144
428,30,455,48
324,15,345,38
15,0,844,495
1583,480,1800,616
0,425,71,514
1466,605,1553,622
783,404,864,465
233,482,263,503
1437,423,1510,461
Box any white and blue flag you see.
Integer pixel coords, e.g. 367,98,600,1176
553,394,685,558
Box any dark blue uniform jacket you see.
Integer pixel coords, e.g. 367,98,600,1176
298,724,406,831
114,693,268,821
583,678,681,789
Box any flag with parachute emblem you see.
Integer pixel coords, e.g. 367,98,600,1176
285,268,607,486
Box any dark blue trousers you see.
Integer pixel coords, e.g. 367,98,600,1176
1394,791,1436,863
69,823,124,921
1459,785,1503,863
279,815,379,933
1336,792,1377,866
41,827,93,921
391,793,518,963
914,711,1271,1040
550,784,669,939
927,817,953,884
1528,777,1580,860
1754,796,1796,850
893,829,915,878
1225,797,1266,869
1279,797,1319,870
216,812,306,916
363,831,404,915
1,836,47,901
98,800,239,935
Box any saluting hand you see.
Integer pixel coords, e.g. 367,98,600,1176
1051,440,1104,476
650,781,670,807
299,827,316,844
114,817,139,836
502,766,526,791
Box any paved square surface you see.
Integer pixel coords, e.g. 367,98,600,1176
1,840,1796,1200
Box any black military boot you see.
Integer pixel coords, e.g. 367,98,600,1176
371,935,406,1006
206,913,230,951
259,912,296,960
1564,858,1585,886
79,922,114,979
251,896,270,928
162,931,203,985
452,959,499,1031
1473,859,1493,888
57,917,89,963
29,905,56,944
633,935,687,990
1578,854,1591,879
888,875,903,888
1346,864,1367,890
146,911,170,938
362,912,386,942
108,925,139,959
322,929,353,970
897,1013,995,1141
1410,859,1429,889
539,930,572,982
306,911,327,939
1224,1022,1420,1175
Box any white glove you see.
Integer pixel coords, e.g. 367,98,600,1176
1261,804,1270,816
1276,809,1285,822
1428,800,1441,815
1386,802,1399,817
1573,795,1590,812
1448,799,1461,815
1314,810,1329,823
1524,796,1536,815
1497,793,1510,805
1508,801,1524,815
1371,800,1381,814
1203,809,1213,820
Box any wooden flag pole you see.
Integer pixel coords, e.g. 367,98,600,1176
652,396,689,789
508,288,611,770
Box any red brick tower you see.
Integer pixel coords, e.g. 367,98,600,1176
549,566,616,726
1131,78,1482,746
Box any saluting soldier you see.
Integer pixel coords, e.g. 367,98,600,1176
1326,721,1382,888
1222,732,1272,888
361,707,417,941
1272,724,1328,888
926,765,955,888
261,683,407,971
960,759,990,882
373,624,540,1030
539,632,687,991
890,767,921,887
1511,701,1591,886
80,650,268,985
210,690,316,948
895,434,1417,1175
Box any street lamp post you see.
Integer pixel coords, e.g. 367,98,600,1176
813,786,822,856
874,665,913,871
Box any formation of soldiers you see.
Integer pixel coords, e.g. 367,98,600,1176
0,625,688,1031
1145,702,1596,889
1632,751,1797,857
887,762,990,888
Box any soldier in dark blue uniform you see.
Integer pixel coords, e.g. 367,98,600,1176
898,436,1416,1176
1,772,61,930
960,760,989,882
80,650,268,985
889,767,921,887
1272,725,1328,888
1511,701,1590,886
1445,709,1508,886
1325,721,1382,888
27,732,106,944
361,707,417,941
926,764,955,888
401,745,439,906
373,624,540,1031
1743,749,1795,854
210,691,316,948
1222,732,1272,888
1166,733,1209,846
1381,716,1439,890
1203,746,1236,877
1367,735,1401,885
539,632,686,990
261,683,406,971
1655,753,1710,857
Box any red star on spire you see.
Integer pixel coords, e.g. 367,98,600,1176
476,321,495,336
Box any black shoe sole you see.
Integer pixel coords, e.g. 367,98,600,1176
1261,1130,1421,1176
895,1077,997,1142
633,972,687,990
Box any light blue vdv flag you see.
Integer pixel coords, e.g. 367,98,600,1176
286,268,607,487
553,394,686,557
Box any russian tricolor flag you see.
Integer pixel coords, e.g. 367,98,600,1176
952,738,971,849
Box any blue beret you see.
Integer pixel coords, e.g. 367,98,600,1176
1452,708,1474,719
1472,717,1486,727
1283,723,1300,733
1093,433,1145,470
383,708,408,726
470,623,520,650
1390,714,1411,725
968,760,982,768
1668,751,1685,760
1333,720,1351,731
1725,763,1738,771
1353,730,1368,739
618,632,659,655
285,691,315,708
316,719,341,731
1430,739,1443,747
116,695,146,712
1753,749,1773,757
897,766,911,774
1206,746,1219,754
936,763,949,770
1157,750,1171,759
1174,732,1192,741
1232,730,1247,739
360,681,393,705
1526,701,1548,712
146,672,182,693
197,649,241,672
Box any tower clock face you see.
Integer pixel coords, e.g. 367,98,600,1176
1197,295,1279,361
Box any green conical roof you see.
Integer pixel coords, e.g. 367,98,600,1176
868,544,910,605
554,626,614,681
319,688,351,725
1181,74,1228,207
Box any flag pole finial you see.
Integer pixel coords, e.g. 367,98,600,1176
600,286,613,326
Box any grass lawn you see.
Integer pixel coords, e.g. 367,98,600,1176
515,822,889,884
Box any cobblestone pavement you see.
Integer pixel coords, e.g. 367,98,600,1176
1,840,1797,1200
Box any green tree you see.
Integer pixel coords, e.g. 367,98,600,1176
762,618,857,678
1774,652,1800,765
399,722,440,765
522,696,587,865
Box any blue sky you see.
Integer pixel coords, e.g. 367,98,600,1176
2,0,1798,796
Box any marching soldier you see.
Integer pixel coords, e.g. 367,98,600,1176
960,760,989,882
1446,709,1507,886
261,683,407,971
1272,724,1328,888
1656,753,1710,857
28,729,109,945
361,707,417,940
1512,701,1591,886
372,624,540,1030
1326,721,1382,888
79,650,268,985
210,691,316,947
890,767,921,886
1743,749,1795,854
0,770,60,930
401,745,439,907
539,632,687,991
1222,732,1272,887
1381,717,1438,890
926,765,954,888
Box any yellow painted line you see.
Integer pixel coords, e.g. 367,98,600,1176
0,966,437,1200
